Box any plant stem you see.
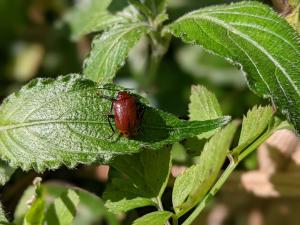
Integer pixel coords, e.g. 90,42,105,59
141,20,170,90
182,160,237,225
182,128,276,225
156,196,164,211
156,197,172,225
172,215,179,225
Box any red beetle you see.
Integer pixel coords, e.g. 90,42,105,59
103,91,144,138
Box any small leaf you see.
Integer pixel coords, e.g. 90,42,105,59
234,105,273,155
64,0,126,39
0,160,15,186
23,180,45,225
173,122,238,214
83,22,149,83
132,211,173,225
167,1,300,134
46,189,80,225
0,74,230,171
189,85,223,139
104,147,171,213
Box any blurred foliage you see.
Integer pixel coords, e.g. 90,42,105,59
0,0,80,101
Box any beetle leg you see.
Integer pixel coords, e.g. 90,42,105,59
106,115,116,139
136,103,145,134
107,114,115,133
138,103,145,124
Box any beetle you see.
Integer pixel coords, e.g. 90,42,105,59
100,91,144,138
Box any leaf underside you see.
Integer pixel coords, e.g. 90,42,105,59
0,74,230,172
168,1,300,134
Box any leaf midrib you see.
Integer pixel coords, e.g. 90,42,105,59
0,120,108,132
0,117,229,132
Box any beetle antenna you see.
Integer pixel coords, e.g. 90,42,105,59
95,87,135,92
96,93,115,101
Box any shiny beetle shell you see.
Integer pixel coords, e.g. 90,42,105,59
112,91,143,138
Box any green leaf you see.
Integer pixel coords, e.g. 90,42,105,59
0,203,8,224
83,22,149,83
24,198,45,225
189,85,223,139
173,122,238,215
45,184,119,225
23,180,45,225
0,74,230,172
0,160,15,186
167,1,300,134
104,147,171,213
46,189,80,225
14,186,36,225
15,182,119,225
64,0,126,39
132,211,173,225
233,105,273,155
105,195,156,214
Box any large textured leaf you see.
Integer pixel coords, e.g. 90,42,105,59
132,211,173,225
64,0,126,39
104,147,171,213
0,74,230,172
167,1,300,134
83,22,149,83
189,85,223,139
172,122,238,215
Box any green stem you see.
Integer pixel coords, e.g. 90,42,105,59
141,23,170,90
172,215,179,225
156,197,164,211
238,130,272,162
182,160,237,225
156,197,171,225
182,128,276,225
